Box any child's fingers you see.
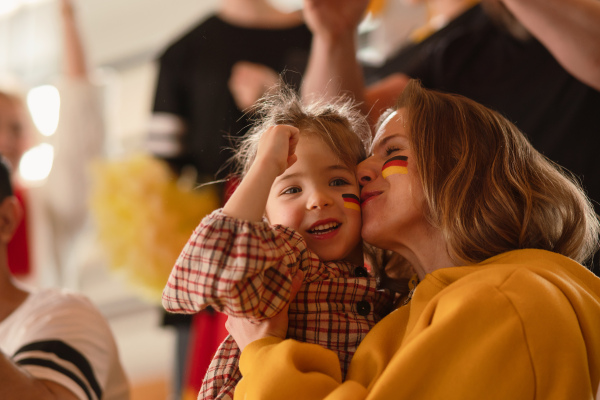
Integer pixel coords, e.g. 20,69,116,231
287,154,298,168
287,126,300,156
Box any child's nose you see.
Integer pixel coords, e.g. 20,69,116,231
307,190,333,210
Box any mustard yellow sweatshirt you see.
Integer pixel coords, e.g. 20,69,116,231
236,249,600,399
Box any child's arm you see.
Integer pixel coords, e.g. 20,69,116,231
162,125,305,318
223,125,299,221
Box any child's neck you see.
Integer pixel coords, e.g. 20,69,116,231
218,0,303,29
343,244,365,266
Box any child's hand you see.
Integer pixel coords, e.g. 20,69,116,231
254,125,300,176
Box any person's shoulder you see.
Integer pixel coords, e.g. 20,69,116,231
446,249,600,305
159,14,220,59
30,287,94,307
27,288,110,326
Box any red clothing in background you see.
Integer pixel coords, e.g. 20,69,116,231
8,187,30,276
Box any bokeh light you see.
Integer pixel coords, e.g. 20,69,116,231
19,143,54,182
27,84,60,137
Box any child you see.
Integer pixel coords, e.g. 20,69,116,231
162,85,395,400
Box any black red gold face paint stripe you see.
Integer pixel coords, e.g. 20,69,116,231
382,156,408,178
342,193,360,211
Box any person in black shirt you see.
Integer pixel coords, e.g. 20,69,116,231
301,0,600,273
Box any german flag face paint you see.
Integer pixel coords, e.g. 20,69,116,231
382,155,408,179
342,194,360,211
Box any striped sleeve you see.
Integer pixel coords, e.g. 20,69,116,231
13,340,102,400
162,209,306,319
1,290,126,400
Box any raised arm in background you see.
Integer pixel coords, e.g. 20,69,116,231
301,0,370,113
60,0,87,79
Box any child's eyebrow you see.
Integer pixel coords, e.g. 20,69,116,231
326,164,354,173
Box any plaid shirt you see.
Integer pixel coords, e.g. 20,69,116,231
162,209,394,399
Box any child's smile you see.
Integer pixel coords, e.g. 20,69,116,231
266,134,363,264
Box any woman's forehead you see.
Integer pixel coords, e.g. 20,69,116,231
371,109,406,151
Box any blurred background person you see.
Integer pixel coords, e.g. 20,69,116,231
0,0,105,290
0,155,130,400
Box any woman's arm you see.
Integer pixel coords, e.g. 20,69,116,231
232,275,586,399
494,0,600,90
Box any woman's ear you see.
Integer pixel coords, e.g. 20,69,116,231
0,196,22,244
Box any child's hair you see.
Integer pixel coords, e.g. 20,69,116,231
231,83,371,177
388,79,599,265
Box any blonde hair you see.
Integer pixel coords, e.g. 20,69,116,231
231,83,371,177
395,80,599,265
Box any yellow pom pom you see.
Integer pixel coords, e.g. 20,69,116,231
89,154,221,303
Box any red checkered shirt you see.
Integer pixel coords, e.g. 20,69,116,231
162,209,394,399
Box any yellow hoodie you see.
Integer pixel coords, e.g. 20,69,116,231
236,249,600,399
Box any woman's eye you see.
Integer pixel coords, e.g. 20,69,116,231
385,146,400,156
330,178,350,187
282,187,302,195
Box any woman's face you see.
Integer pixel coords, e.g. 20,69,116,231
357,109,429,252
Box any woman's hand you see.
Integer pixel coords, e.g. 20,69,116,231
226,270,304,351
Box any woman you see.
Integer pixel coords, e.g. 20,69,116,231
226,80,600,399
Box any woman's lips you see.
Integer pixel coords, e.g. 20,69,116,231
361,190,382,205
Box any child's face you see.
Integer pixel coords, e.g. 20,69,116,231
0,96,28,171
266,134,363,264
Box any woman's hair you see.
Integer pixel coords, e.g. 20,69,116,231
392,79,599,265
230,83,371,177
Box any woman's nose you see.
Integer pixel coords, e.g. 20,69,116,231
357,157,378,185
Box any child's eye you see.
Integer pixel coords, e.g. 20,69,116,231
282,187,302,195
385,146,400,156
330,178,350,187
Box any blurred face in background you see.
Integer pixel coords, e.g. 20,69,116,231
0,94,29,172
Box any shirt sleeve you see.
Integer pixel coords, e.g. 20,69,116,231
38,78,105,233
162,209,307,319
236,338,367,400
10,292,125,400
147,44,189,161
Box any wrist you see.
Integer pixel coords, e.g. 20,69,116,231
249,156,286,181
